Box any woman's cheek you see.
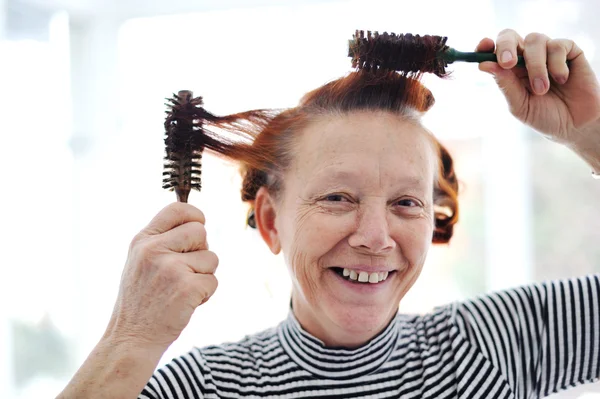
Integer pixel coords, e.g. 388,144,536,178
287,208,353,293
288,246,321,302
296,204,355,238
396,219,433,257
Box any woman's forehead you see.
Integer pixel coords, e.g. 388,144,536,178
293,111,437,175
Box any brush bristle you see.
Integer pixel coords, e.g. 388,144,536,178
163,90,206,202
349,30,450,77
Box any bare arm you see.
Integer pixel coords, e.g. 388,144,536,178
57,202,219,399
566,117,600,177
57,333,165,399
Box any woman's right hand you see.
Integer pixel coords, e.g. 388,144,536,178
104,202,219,351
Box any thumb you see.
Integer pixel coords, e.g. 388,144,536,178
480,61,529,118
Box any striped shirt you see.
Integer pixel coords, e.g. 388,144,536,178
139,274,600,398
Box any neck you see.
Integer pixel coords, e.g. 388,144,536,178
290,294,397,348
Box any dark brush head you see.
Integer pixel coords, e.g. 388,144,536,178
163,90,205,203
349,30,450,77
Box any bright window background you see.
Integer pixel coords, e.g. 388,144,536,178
1,0,599,398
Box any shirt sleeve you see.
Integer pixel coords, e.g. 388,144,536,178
454,274,600,398
137,348,211,399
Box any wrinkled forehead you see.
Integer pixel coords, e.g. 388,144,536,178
291,111,439,184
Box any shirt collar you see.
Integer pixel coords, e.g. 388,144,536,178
277,309,400,379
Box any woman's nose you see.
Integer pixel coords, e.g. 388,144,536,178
347,203,396,254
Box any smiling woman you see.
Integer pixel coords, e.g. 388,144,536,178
57,29,600,399
215,72,460,350
254,110,444,348
145,70,459,349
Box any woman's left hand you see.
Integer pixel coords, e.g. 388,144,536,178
477,29,600,145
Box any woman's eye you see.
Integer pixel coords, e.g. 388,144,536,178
324,194,347,202
396,198,421,207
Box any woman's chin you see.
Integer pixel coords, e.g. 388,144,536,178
320,269,399,335
324,299,397,341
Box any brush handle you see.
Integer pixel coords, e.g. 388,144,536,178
446,48,526,67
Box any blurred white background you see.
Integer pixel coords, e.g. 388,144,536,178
0,0,599,397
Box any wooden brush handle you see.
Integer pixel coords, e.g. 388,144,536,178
178,90,193,103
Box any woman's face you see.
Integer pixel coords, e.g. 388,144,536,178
273,111,437,347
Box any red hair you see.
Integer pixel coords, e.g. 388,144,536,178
198,70,459,243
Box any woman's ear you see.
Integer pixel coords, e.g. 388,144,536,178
254,186,281,254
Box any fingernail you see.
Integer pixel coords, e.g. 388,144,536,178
501,51,513,64
533,78,546,94
556,75,567,84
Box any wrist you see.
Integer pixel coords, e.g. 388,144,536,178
95,336,165,385
566,118,600,176
57,333,165,399
101,327,169,359
102,314,171,357
99,333,166,363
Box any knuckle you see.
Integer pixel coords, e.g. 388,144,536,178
168,201,187,213
197,209,206,224
178,227,192,244
207,274,219,292
211,251,220,268
170,202,205,224
205,272,218,286
206,251,219,271
526,61,548,74
546,40,562,52
135,238,157,261
550,65,569,78
524,32,547,44
129,232,145,250
495,39,511,50
498,28,516,38
195,279,217,302
168,202,187,220
190,221,207,236
185,222,207,247
133,238,164,271
548,39,572,56
526,60,546,70
496,29,520,48
178,220,199,235
198,277,219,305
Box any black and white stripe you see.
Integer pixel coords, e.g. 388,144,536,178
139,274,600,398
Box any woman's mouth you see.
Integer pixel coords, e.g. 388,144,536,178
331,267,395,284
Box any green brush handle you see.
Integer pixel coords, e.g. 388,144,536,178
445,48,526,67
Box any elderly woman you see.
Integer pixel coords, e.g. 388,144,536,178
59,29,600,399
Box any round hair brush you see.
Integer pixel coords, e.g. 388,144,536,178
348,30,526,77
162,90,205,203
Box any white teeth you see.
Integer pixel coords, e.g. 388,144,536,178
339,268,391,284
368,272,379,284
